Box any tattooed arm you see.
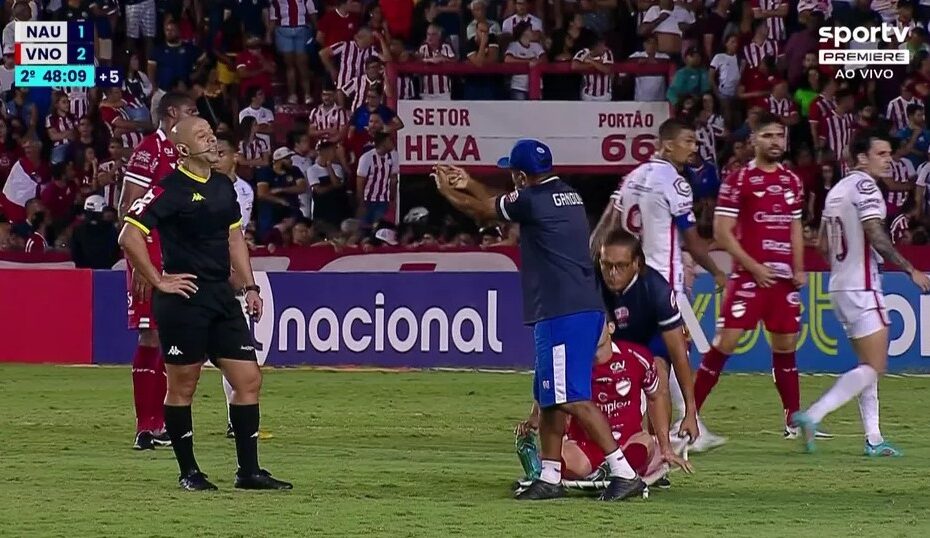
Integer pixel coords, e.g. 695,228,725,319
862,218,930,292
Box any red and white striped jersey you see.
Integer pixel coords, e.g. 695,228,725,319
239,136,271,162
357,147,399,202
890,213,909,244
308,103,349,138
45,112,77,147
808,93,837,126
97,159,125,208
55,86,89,119
886,158,915,210
742,39,780,69
696,124,716,166
98,105,144,150
767,95,796,147
417,42,456,97
572,48,614,99
341,75,382,113
269,0,317,26
397,75,416,99
886,95,918,132
871,0,898,23
329,40,377,93
821,112,854,161
751,0,787,42
124,129,178,188
24,232,46,253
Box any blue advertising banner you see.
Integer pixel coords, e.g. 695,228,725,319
91,270,930,372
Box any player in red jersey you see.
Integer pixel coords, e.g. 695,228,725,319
694,112,830,440
516,336,692,487
118,92,197,451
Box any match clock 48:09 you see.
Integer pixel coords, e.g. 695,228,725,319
14,65,95,87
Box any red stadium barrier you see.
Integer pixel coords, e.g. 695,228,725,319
0,269,93,364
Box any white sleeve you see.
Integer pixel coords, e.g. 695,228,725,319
904,158,916,180
918,162,930,187
238,108,249,122
854,180,886,221
642,6,660,23
390,150,400,175
305,0,317,15
532,15,543,31
357,151,372,177
710,54,722,69
502,16,514,34
664,175,694,218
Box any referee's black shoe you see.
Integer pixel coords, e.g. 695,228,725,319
514,479,564,500
598,475,646,501
179,471,218,491
234,469,293,490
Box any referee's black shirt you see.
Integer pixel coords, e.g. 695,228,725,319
124,167,242,282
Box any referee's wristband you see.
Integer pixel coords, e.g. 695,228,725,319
243,285,261,295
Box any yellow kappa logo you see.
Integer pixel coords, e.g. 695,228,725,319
192,193,205,202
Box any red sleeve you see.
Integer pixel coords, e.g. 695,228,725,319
715,167,744,218
809,99,825,124
789,171,804,219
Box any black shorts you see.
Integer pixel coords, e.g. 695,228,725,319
153,281,257,366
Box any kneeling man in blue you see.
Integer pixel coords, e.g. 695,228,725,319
433,139,646,501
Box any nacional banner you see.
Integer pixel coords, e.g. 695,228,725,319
396,100,669,171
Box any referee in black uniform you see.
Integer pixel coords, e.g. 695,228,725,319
119,117,292,491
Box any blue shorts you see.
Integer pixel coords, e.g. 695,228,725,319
275,26,311,55
363,201,389,226
533,310,605,408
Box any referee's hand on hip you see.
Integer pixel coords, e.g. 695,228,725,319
155,274,199,299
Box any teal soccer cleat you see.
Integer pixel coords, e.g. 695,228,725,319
790,411,818,454
864,440,903,457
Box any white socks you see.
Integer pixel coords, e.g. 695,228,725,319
540,460,562,485
605,447,637,479
858,378,884,446
808,364,878,424
223,376,234,420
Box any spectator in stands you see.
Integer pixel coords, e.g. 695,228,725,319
739,56,779,112
19,198,48,253
501,0,543,40
90,0,120,66
340,57,390,113
237,116,272,170
291,218,317,246
366,2,392,41
46,93,77,165
466,0,501,40
505,21,547,100
6,88,38,138
348,88,404,156
576,0,617,38
572,34,614,101
317,0,362,48
431,0,463,53
388,37,418,99
700,0,731,59
356,132,398,227
269,0,317,104
417,24,456,100
123,54,153,122
0,221,13,250
98,87,148,150
147,19,207,103
640,0,695,58
2,3,32,54
308,140,350,236
628,34,671,102
742,19,780,71
667,47,709,105
309,84,350,144
794,67,823,120
0,118,22,187
888,79,919,133
781,11,821,88
40,163,78,227
236,36,276,104
709,34,740,126
897,104,930,167
255,147,308,238
223,0,271,46
0,48,14,97
193,71,233,132
478,225,502,247
1,139,49,223
70,195,119,268
464,19,502,99
286,131,315,218
68,117,104,163
321,27,378,100
239,87,275,147
768,79,799,143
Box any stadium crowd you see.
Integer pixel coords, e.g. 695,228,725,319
1,0,930,265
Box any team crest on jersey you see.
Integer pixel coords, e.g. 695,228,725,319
598,392,609,402
731,301,747,318
615,379,632,397
614,307,630,326
787,291,801,306
857,178,878,195
506,190,519,203
673,178,691,197
610,360,625,373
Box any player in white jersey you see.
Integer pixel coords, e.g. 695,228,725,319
592,118,728,451
793,131,930,456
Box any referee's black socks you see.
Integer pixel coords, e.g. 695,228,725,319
229,403,261,475
164,404,201,475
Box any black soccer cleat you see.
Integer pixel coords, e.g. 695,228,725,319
152,431,172,447
226,423,235,439
514,479,564,500
133,431,155,451
653,475,671,490
598,475,646,501
179,471,218,491
234,469,293,490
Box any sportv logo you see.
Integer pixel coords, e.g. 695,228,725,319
818,24,910,79
245,273,505,361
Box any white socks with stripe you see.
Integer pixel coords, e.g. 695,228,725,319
808,364,878,424
540,460,562,485
605,447,637,479
858,378,884,446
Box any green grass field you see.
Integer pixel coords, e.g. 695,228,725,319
2,365,930,537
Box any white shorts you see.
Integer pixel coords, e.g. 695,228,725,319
125,0,157,39
830,290,889,340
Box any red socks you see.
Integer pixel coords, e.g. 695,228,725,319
694,347,730,411
131,346,166,433
772,351,800,426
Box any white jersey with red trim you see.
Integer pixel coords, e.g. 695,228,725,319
822,170,886,293
612,157,693,293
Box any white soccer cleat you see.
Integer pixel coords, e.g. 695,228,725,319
690,430,727,453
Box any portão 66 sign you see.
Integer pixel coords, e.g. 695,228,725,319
397,101,668,171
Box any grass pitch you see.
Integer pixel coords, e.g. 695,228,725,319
1,365,930,537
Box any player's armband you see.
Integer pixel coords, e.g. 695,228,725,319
672,212,696,231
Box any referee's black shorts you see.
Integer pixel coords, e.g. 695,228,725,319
153,281,257,366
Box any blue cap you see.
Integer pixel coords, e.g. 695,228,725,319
497,139,553,175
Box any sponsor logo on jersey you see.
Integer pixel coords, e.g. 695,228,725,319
787,291,801,305
784,190,796,205
754,212,793,224
767,185,784,194
167,346,182,356
762,239,792,252
857,178,879,195
610,360,626,372
191,193,205,202
735,290,756,298
598,392,609,402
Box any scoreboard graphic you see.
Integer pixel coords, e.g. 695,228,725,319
13,21,121,88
